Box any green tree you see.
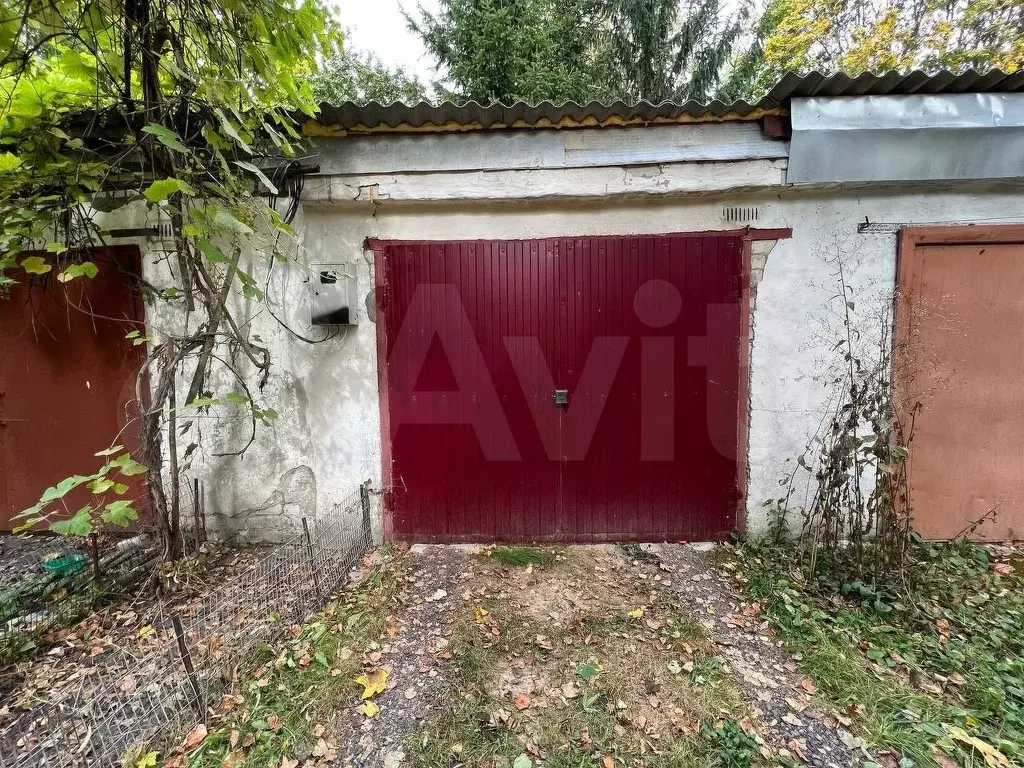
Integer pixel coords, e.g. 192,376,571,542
405,0,620,103
0,0,338,556
728,0,1023,100
609,0,750,103
311,47,429,105
407,0,749,104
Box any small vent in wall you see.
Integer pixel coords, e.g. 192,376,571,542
722,206,760,224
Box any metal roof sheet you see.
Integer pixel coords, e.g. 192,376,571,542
307,69,1024,136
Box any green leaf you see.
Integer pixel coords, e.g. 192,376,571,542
50,506,94,536
577,662,600,680
101,499,138,527
141,124,189,153
109,453,147,477
20,256,51,274
143,177,196,203
88,477,115,494
211,208,253,236
196,238,230,264
233,160,278,194
57,262,99,282
513,755,533,768
225,392,249,405
95,445,126,456
186,396,220,409
0,151,23,172
45,242,68,254
215,109,253,154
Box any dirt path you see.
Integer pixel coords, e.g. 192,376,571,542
337,545,470,768
332,543,860,768
653,544,857,768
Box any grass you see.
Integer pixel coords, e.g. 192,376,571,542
485,546,562,567
409,547,750,768
143,548,404,768
716,539,1024,767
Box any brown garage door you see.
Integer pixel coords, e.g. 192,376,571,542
897,226,1024,540
0,247,148,530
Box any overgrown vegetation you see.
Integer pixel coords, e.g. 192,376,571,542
410,547,749,768
143,549,403,768
764,249,915,585
0,0,338,558
719,539,1024,767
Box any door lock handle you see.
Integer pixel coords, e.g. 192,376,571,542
553,389,569,407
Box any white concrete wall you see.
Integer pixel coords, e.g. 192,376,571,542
112,129,1024,541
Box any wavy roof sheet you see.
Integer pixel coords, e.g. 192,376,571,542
307,69,1024,136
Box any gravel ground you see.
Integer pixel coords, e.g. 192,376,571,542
337,545,471,768
653,543,858,768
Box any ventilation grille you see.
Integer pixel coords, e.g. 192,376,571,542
722,206,760,223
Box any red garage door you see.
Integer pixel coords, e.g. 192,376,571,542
375,234,745,542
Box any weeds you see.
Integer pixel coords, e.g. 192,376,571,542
486,546,561,567
147,549,403,768
721,539,1024,767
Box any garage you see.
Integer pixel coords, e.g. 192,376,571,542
897,226,1024,541
373,233,746,542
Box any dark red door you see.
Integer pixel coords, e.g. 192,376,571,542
0,247,148,530
376,234,744,542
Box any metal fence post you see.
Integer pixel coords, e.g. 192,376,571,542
302,518,323,598
171,614,205,717
359,480,372,544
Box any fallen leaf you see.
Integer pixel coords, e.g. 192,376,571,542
799,678,817,695
514,693,532,710
355,669,388,699
359,700,380,718
945,725,1011,768
562,681,580,699
475,605,489,622
993,563,1012,576
279,757,298,768
513,755,533,768
628,607,645,618
384,751,405,768
782,713,803,727
183,724,208,752
667,660,682,675
136,752,158,768
602,757,615,768
267,714,282,732
404,687,418,699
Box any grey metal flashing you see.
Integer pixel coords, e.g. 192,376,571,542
788,92,1024,183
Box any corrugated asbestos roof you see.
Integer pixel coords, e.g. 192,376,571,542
306,68,1024,136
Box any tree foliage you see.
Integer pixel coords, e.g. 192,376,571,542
0,0,338,555
310,47,429,105
406,0,619,103
730,0,1023,98
609,0,749,103
406,0,747,103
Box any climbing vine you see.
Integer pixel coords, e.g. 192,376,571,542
0,0,339,557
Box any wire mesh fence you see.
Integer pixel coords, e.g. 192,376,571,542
0,485,167,656
0,481,376,768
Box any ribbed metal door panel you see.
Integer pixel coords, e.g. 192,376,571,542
377,234,743,542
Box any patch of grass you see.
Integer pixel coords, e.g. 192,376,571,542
721,539,1024,767
485,546,561,567
147,548,404,768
